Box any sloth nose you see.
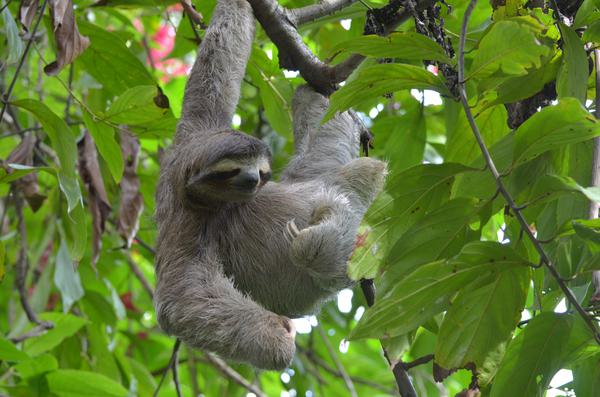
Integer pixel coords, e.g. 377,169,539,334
236,172,260,189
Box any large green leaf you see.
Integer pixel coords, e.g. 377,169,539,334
351,242,530,340
468,20,551,79
2,1,23,64
14,354,57,379
47,369,128,397
12,99,82,212
331,32,453,64
490,313,598,397
572,353,600,397
77,22,154,96
324,64,450,121
54,237,84,312
556,23,588,103
386,198,480,278
0,336,30,362
513,98,600,166
435,262,530,369
83,111,124,183
105,85,170,125
24,313,87,356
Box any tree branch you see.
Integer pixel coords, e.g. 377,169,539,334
203,352,268,397
457,0,600,343
316,324,358,397
289,0,358,25
246,0,436,94
0,0,48,123
125,254,154,300
589,49,600,303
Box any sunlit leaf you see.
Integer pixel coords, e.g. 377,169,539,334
47,369,128,397
468,20,551,79
331,32,453,64
325,64,450,121
24,313,87,356
12,99,82,212
556,23,588,103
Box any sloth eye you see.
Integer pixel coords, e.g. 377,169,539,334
206,169,241,181
259,170,271,182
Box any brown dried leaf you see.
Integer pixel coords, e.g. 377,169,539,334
44,0,90,76
19,0,39,31
78,132,111,267
6,134,46,212
118,131,143,248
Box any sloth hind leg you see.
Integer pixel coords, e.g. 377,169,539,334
337,157,387,212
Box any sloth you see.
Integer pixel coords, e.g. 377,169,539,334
154,0,387,370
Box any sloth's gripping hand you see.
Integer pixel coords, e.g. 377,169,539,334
155,254,295,370
286,196,358,291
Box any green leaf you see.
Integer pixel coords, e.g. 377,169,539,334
0,164,55,184
583,20,600,43
572,353,600,397
14,354,57,379
54,237,84,312
83,111,124,183
2,2,23,64
0,336,30,362
531,174,600,203
435,264,530,368
468,21,551,79
513,98,600,166
105,86,170,125
351,242,531,340
556,23,588,103
490,313,597,397
331,32,453,64
324,64,450,121
47,369,128,397
24,313,87,356
12,99,82,212
386,198,480,278
77,22,154,96
0,241,4,280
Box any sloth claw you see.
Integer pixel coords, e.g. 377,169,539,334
286,219,301,240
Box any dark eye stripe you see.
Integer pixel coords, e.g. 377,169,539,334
205,169,241,181
259,171,271,181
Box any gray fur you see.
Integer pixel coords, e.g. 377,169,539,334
154,0,387,370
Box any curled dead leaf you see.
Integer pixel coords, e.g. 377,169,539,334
44,0,90,76
118,131,143,248
78,132,111,268
19,0,39,31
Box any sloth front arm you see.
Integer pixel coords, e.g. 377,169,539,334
179,0,255,133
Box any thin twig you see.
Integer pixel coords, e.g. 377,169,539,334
188,350,201,397
402,354,434,370
204,352,268,397
9,322,53,343
297,345,399,395
590,49,600,302
125,254,154,300
316,324,357,397
0,0,48,123
153,339,182,397
172,340,182,397
457,0,600,343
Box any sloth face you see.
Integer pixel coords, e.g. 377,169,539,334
185,155,271,204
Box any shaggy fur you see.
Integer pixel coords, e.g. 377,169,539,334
154,0,387,370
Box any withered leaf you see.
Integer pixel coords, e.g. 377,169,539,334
118,131,143,249
44,0,90,76
19,0,39,31
78,132,111,268
6,134,46,212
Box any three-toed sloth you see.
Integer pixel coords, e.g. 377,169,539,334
154,0,387,370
